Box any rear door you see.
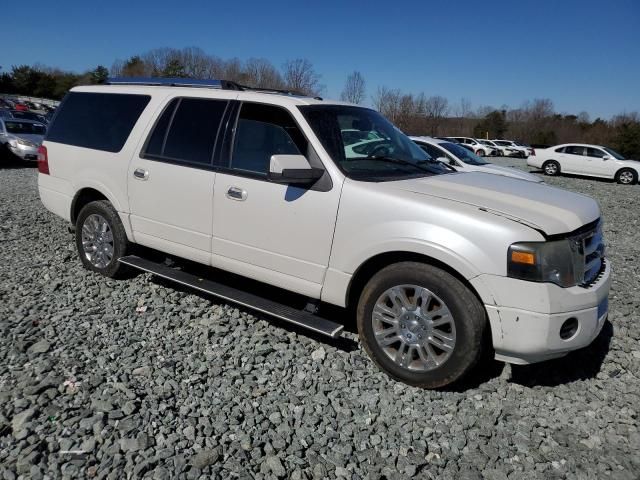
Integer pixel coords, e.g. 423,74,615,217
211,101,340,298
561,145,587,174
127,96,231,264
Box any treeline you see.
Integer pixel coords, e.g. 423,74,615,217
1,46,638,157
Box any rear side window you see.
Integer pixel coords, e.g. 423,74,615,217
46,92,150,152
143,97,228,166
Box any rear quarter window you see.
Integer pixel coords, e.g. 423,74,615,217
46,92,150,152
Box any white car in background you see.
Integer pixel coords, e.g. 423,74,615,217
447,137,494,156
477,139,509,156
529,144,640,184
492,140,531,158
411,136,542,182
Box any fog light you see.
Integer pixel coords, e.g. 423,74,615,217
559,317,579,340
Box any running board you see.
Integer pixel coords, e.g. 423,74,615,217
118,255,344,338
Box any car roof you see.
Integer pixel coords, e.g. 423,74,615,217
410,136,449,145
71,84,358,109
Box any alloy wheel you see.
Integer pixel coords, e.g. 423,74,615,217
81,214,114,269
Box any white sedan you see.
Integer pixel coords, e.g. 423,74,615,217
528,144,640,184
411,136,543,182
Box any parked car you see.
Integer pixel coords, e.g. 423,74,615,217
8,110,48,124
492,140,531,158
13,103,29,112
38,79,609,388
477,139,509,156
529,144,640,184
0,118,46,161
411,136,542,182
447,137,494,156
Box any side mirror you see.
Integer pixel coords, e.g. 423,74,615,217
268,154,324,185
602,155,611,161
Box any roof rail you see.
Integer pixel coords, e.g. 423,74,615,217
106,77,243,90
105,77,318,99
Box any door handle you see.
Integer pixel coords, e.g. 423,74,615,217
133,168,149,180
226,186,247,201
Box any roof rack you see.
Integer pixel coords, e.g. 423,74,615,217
105,77,319,99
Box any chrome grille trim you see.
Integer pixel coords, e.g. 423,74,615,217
574,220,605,287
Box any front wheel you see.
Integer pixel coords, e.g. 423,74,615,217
75,200,132,278
357,262,487,389
616,168,637,185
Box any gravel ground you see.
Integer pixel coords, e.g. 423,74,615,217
0,160,638,479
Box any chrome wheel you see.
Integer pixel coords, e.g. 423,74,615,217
81,214,114,269
619,170,634,184
372,285,456,371
544,162,558,175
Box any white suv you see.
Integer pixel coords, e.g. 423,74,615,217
447,137,493,156
38,78,610,388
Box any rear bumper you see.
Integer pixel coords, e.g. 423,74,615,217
480,260,611,364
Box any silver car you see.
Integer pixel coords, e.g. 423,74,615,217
0,118,46,162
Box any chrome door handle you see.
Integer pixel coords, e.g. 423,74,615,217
226,186,247,201
133,168,149,180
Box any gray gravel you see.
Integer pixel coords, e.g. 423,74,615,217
1,161,639,479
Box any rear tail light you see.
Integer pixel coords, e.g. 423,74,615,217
37,145,49,174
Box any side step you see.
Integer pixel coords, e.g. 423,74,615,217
118,255,344,338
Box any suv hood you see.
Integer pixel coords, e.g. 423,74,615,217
387,172,600,235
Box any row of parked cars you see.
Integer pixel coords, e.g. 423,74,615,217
440,137,534,158
0,97,54,162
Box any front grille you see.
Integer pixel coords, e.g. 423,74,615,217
573,221,605,287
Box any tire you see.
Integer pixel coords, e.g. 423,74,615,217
615,168,637,185
75,200,132,278
477,149,485,157
356,262,487,389
543,160,560,176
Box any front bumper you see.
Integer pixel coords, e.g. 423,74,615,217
478,260,611,364
9,143,39,161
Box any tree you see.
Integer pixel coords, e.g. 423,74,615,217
282,58,322,95
340,71,366,104
244,58,284,89
424,95,449,135
90,65,109,84
473,110,508,139
161,59,186,77
120,56,147,77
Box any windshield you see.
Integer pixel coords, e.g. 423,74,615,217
299,105,449,180
603,147,626,160
4,121,46,135
441,142,489,165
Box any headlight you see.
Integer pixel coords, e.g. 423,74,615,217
507,239,582,287
8,138,18,147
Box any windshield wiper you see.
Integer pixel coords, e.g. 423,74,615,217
368,156,434,173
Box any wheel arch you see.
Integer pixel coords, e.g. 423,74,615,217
615,166,639,182
345,251,488,313
70,185,134,241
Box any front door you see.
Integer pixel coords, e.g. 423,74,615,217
128,96,230,264
211,102,341,298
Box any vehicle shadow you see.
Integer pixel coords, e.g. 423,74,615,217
509,319,613,387
0,156,37,169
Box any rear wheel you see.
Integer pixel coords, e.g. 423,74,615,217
477,149,485,157
543,160,560,176
616,168,637,185
75,200,132,278
356,262,487,389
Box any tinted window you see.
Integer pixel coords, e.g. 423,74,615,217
144,100,177,157
555,147,566,153
415,142,441,160
46,92,150,152
163,98,227,165
231,103,306,175
5,121,46,135
586,147,606,158
565,146,586,156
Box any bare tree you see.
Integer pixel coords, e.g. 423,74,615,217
340,71,366,104
424,95,449,135
282,58,322,95
244,58,285,89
